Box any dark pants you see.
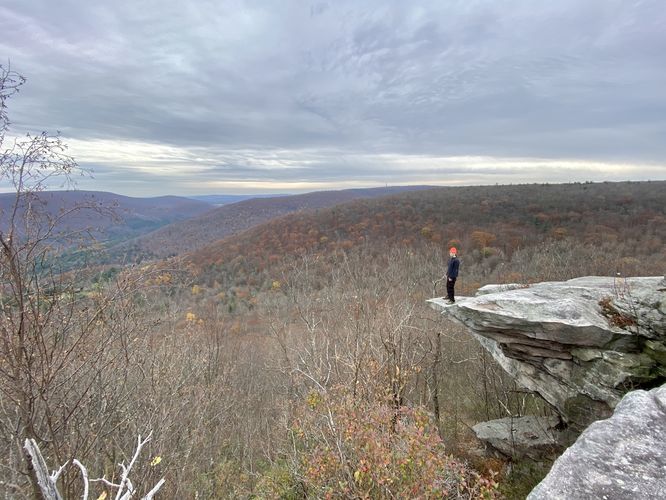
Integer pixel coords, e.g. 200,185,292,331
447,277,456,301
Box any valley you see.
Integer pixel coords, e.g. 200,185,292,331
2,178,662,498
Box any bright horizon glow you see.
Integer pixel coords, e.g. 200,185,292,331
1,135,663,197
65,137,663,196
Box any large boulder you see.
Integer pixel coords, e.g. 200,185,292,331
472,415,563,460
528,384,666,499
428,276,666,432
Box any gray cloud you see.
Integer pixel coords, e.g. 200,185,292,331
1,0,665,195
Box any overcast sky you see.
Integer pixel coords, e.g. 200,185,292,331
2,0,665,196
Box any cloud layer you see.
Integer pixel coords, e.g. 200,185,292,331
2,0,665,195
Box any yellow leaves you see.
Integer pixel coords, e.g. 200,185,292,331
191,284,202,295
96,492,108,500
155,272,172,285
354,470,361,482
272,280,281,290
292,423,305,439
186,312,204,326
150,455,162,466
306,390,323,410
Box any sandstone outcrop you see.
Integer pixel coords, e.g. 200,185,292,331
472,415,562,460
429,276,666,433
528,383,666,499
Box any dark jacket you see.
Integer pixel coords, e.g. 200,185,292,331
447,256,460,279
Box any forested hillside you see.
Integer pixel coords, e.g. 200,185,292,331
107,185,435,262
0,190,212,235
188,181,665,298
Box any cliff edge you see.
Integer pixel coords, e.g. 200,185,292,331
429,276,665,432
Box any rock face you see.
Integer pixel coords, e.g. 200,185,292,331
528,384,666,499
428,276,666,432
472,416,562,460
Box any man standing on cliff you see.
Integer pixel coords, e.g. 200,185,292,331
446,247,460,304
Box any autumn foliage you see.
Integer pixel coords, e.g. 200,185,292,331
183,181,665,299
286,392,498,499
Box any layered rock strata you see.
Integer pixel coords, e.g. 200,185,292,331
428,276,666,432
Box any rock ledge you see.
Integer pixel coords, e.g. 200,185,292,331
429,276,665,431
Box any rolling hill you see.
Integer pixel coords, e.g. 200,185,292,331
0,190,213,242
105,185,436,262
183,181,666,292
186,194,288,205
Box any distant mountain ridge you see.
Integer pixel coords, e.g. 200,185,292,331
107,185,436,261
187,194,288,205
0,190,212,242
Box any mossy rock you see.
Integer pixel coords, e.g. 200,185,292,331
644,340,666,366
563,394,612,432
